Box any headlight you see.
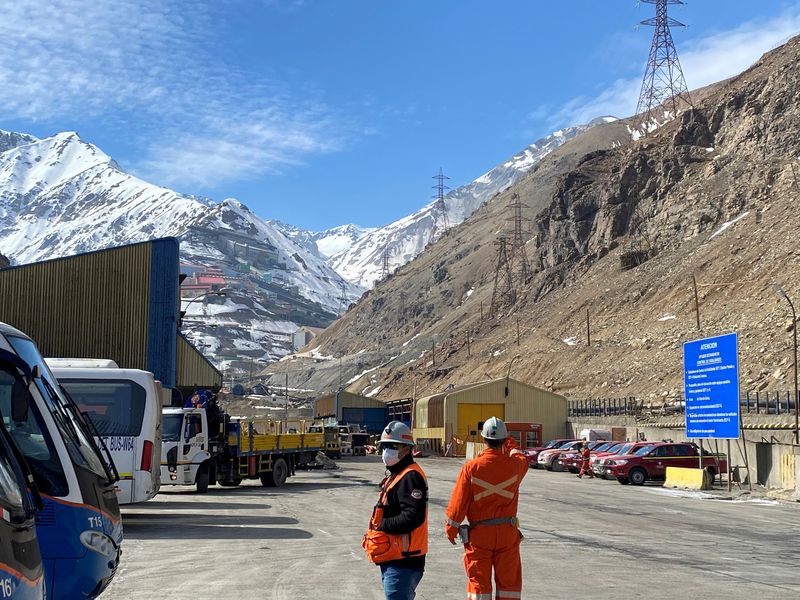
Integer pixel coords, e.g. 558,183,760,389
611,460,628,466
80,530,117,558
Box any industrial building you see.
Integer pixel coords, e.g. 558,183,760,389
412,378,568,455
0,238,221,399
314,390,389,433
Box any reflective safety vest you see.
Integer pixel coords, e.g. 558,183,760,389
362,462,428,564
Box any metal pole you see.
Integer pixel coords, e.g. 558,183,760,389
692,275,701,330
466,332,471,357
698,439,703,470
727,439,732,492
792,298,799,445
586,309,591,347
432,339,436,367
516,316,520,346
284,369,289,432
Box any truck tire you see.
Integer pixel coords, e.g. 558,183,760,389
617,477,630,485
219,478,242,487
196,463,210,494
261,458,288,487
628,467,647,486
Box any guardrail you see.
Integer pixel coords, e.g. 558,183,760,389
569,391,799,418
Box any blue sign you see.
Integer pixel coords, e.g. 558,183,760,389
683,332,740,439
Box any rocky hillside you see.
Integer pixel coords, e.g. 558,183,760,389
265,35,800,405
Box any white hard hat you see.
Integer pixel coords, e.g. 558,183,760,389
379,421,415,446
481,417,507,440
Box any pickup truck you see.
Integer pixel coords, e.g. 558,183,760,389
603,442,728,486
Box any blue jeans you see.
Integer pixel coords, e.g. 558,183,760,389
380,565,423,600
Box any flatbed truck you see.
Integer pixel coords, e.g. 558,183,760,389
160,406,323,492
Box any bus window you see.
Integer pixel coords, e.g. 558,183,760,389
0,366,69,497
6,336,109,481
60,380,147,437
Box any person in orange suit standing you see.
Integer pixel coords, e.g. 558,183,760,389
445,417,528,600
577,440,594,479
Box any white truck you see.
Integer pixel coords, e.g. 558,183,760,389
47,358,164,504
161,404,324,493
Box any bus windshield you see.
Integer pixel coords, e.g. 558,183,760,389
0,364,68,497
61,380,147,437
6,336,109,481
163,414,183,442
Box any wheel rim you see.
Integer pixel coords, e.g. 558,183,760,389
631,470,645,484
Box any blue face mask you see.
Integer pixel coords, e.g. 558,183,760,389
382,448,400,467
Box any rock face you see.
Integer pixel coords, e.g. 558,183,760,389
0,253,9,269
267,35,800,404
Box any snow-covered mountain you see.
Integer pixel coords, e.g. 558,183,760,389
0,129,363,367
329,118,616,288
270,221,375,259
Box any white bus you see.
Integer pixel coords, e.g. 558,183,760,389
47,360,163,505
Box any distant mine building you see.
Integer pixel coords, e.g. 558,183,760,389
314,390,389,433
413,378,567,456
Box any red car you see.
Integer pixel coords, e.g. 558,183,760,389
603,442,728,485
524,439,575,468
591,441,654,478
537,440,586,470
558,440,612,473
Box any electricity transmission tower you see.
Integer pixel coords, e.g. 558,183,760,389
431,168,451,239
635,0,693,134
490,237,516,317
337,281,348,316
507,193,531,286
380,246,391,280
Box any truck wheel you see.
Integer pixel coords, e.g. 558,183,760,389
261,458,289,487
617,477,630,485
196,463,210,494
219,478,242,487
629,468,647,486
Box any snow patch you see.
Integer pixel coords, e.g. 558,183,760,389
710,211,750,239
562,337,578,346
658,314,676,322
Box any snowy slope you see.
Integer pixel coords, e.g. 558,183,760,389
330,119,615,288
0,129,363,364
270,221,375,259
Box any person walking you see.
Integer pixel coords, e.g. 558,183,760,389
363,421,428,600
445,416,528,600
577,440,594,478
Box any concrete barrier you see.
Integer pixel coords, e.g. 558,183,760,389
664,467,711,490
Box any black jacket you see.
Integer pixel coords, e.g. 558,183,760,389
377,453,427,570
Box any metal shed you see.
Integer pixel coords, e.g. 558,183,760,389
413,378,568,455
315,390,389,434
0,238,221,394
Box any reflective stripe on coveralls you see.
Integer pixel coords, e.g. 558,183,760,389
445,446,529,600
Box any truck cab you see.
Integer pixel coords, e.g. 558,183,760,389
161,408,213,493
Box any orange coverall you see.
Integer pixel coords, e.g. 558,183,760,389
578,447,593,478
445,439,529,599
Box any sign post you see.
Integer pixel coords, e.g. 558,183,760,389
683,333,740,484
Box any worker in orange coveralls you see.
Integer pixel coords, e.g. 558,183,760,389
444,417,529,600
577,440,594,479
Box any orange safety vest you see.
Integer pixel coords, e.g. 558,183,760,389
362,462,428,564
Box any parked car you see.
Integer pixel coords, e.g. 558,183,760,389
524,439,575,468
603,442,728,485
537,440,584,471
591,441,653,478
558,440,611,473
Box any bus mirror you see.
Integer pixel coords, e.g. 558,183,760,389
11,379,29,422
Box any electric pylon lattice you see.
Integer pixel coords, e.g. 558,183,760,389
431,168,451,239
490,237,516,318
635,0,693,134
380,246,391,280
507,193,531,286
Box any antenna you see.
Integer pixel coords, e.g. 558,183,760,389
635,0,693,134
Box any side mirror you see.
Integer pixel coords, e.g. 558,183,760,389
11,379,30,422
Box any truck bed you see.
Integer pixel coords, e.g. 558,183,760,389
227,419,324,456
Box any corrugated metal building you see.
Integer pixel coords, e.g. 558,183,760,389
413,378,568,455
0,239,221,394
315,390,389,433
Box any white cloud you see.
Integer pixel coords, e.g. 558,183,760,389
0,0,347,189
536,8,800,130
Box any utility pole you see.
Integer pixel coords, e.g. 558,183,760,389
490,237,516,318
466,332,471,357
507,193,531,287
586,309,591,347
773,284,799,445
284,369,289,432
692,274,701,330
381,246,391,280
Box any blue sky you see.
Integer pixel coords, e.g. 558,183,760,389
2,1,799,231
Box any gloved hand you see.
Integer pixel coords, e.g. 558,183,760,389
445,523,459,545
503,435,519,454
